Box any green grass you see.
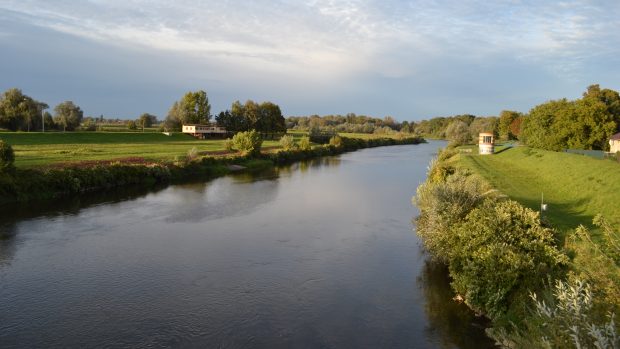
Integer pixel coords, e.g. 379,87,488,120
0,132,280,168
456,146,620,232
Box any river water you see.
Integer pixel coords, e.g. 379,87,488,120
0,141,494,348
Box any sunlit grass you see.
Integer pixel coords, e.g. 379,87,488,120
456,146,620,232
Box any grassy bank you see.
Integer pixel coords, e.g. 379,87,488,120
415,146,619,347
455,146,620,232
0,135,424,205
0,132,279,168
0,131,417,168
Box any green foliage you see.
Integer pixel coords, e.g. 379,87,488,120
308,126,335,144
445,120,472,146
279,134,296,150
138,113,157,128
0,140,15,171
0,88,47,131
54,101,83,131
224,138,234,151
218,100,285,135
414,167,491,261
449,200,567,318
180,90,211,124
231,130,263,156
298,136,311,151
490,279,619,349
127,120,137,130
522,85,620,151
498,110,522,140
329,135,343,147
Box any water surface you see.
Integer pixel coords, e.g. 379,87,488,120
0,141,493,348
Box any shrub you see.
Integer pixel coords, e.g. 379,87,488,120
224,138,234,151
127,120,137,130
279,134,296,150
231,130,262,156
329,135,343,147
0,140,15,172
413,170,490,262
490,279,619,349
449,199,567,318
298,136,311,151
187,147,199,162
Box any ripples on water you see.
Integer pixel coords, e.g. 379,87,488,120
0,141,494,348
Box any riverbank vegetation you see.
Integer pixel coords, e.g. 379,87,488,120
0,134,424,205
414,148,619,348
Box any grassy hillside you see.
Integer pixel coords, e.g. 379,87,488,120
457,146,620,231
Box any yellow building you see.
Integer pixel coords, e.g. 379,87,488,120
610,132,620,153
478,132,494,155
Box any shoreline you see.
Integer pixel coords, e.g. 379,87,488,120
0,136,425,206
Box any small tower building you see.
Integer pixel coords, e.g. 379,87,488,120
478,132,494,155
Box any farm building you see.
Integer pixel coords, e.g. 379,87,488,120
182,124,227,139
610,132,620,153
478,132,494,155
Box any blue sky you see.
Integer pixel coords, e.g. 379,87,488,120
1,0,619,121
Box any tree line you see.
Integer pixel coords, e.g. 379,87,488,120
0,88,287,135
437,84,620,151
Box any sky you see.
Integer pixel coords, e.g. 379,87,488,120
1,0,619,121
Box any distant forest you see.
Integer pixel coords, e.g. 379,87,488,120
287,84,620,152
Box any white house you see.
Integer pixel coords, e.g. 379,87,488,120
610,132,620,153
182,124,227,139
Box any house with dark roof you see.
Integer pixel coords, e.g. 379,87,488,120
610,132,620,153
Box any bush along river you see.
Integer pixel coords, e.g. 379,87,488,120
0,140,494,348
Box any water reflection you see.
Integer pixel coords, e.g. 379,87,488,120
419,260,495,349
0,142,494,348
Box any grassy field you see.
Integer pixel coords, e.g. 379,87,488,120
0,132,281,168
456,146,620,231
0,131,418,168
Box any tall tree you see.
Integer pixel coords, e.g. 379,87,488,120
498,110,521,140
0,88,42,131
54,101,83,131
180,90,211,124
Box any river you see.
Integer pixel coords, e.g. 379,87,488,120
0,140,494,348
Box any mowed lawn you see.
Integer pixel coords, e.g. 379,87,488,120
457,146,620,232
0,132,280,168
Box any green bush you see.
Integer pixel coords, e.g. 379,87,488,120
449,199,567,318
490,279,619,349
127,120,137,130
0,140,15,172
298,136,311,151
279,134,296,150
414,170,490,261
232,130,262,156
224,138,234,151
329,135,343,147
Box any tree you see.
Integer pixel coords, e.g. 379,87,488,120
164,101,182,131
509,115,524,140
0,88,42,131
216,110,246,133
127,120,137,130
179,90,211,124
138,113,157,129
168,90,211,126
469,116,498,140
53,101,83,131
445,120,471,146
498,110,521,140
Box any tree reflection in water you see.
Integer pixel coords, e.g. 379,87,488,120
418,260,496,349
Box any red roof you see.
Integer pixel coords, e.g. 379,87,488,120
611,132,620,141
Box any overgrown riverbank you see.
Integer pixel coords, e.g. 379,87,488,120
0,135,424,205
413,147,619,348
